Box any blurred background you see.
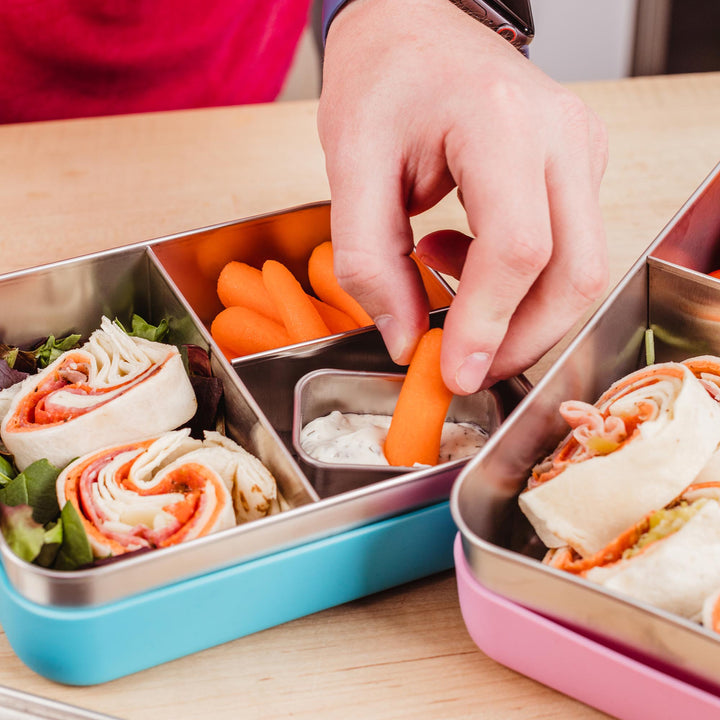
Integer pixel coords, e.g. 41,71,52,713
279,0,720,100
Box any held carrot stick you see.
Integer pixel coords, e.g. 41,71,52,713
384,328,454,467
262,260,331,342
309,296,360,334
211,306,291,357
217,261,283,323
410,253,453,310
307,241,373,327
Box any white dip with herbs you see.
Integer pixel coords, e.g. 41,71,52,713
300,410,488,466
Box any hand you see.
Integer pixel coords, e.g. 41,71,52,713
317,0,608,394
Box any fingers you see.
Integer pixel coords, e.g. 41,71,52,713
439,125,553,394
484,101,609,383
326,154,430,365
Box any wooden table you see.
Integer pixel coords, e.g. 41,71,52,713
0,71,718,720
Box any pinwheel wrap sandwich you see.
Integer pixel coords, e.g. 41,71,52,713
56,429,279,557
546,497,720,620
519,362,720,557
1,317,197,470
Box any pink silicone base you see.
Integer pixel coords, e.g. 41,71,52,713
454,535,720,720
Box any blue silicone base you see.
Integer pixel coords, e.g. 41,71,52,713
0,501,455,685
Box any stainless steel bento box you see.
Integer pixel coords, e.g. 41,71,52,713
452,161,720,693
0,201,529,609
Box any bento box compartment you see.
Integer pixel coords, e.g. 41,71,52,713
648,162,720,275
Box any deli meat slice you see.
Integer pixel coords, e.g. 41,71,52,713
0,317,197,470
56,429,279,557
519,362,720,557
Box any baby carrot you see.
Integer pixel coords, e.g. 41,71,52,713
384,328,454,467
210,306,291,357
262,260,331,342
217,261,283,323
410,253,453,310
309,296,360,334
307,241,373,327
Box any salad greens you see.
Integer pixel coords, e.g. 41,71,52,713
0,454,15,486
33,334,83,369
114,314,169,343
0,460,92,569
0,332,82,375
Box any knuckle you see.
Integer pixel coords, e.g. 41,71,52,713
557,90,593,131
499,232,552,277
332,247,381,295
567,257,609,304
483,75,525,113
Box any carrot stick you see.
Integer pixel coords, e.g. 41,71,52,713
308,296,360,334
216,261,283,323
307,241,373,327
262,260,331,342
410,253,453,310
384,328,454,466
210,306,291,357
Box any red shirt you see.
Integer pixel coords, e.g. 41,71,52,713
0,0,312,123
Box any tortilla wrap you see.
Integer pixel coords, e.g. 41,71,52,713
1,317,197,470
548,499,720,620
519,362,720,557
56,429,278,557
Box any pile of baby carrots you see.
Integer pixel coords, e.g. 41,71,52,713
211,241,373,358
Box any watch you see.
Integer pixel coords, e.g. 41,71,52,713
322,0,534,53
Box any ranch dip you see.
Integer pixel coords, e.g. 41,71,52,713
300,410,488,466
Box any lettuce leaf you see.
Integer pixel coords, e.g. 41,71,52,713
0,357,28,389
0,344,36,373
0,500,93,570
0,332,82,378
0,455,16,488
183,343,212,377
180,344,224,438
53,502,93,570
0,505,45,563
114,314,169,342
33,333,82,369
35,521,63,568
0,459,61,524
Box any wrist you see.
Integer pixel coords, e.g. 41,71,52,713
321,0,355,43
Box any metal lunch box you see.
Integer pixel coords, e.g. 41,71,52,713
451,161,720,718
0,201,530,684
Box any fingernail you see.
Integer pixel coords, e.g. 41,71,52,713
455,352,492,394
374,314,408,363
